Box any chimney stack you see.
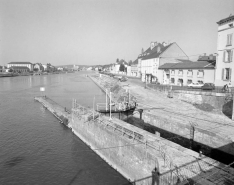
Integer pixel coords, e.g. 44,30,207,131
209,54,213,60
157,46,161,53
162,42,167,47
150,42,155,50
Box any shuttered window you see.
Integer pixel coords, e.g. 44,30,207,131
223,50,233,62
222,68,232,81
227,34,233,46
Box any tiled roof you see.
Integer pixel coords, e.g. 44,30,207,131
177,59,194,63
132,59,138,65
159,61,215,70
138,47,151,59
217,14,234,25
197,56,216,61
142,43,172,60
8,62,32,64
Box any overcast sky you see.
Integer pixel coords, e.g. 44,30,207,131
0,0,233,66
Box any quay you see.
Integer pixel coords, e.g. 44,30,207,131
34,94,234,185
90,74,234,160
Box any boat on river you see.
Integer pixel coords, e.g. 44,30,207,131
0,73,16,77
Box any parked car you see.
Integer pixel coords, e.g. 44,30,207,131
187,82,203,88
201,83,215,90
120,77,128,82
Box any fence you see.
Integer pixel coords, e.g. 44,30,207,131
72,99,190,184
147,84,234,94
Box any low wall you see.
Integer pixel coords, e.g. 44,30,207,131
142,111,234,156
146,84,233,112
172,90,232,111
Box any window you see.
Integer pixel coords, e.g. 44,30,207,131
178,70,183,76
187,70,193,77
197,70,204,78
223,50,233,62
198,80,203,84
171,70,175,75
171,78,175,84
227,34,233,46
222,68,232,81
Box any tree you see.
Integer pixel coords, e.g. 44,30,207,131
9,68,13,72
119,63,125,72
128,60,133,66
34,68,39,72
116,58,119,64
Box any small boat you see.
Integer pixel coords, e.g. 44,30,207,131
0,73,15,77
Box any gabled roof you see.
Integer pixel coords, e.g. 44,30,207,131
142,43,172,60
8,62,32,64
217,14,234,25
159,61,215,70
138,47,151,59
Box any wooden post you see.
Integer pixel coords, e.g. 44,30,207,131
109,92,112,120
106,89,108,111
93,96,95,120
232,93,234,120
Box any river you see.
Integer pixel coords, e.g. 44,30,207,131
0,71,129,185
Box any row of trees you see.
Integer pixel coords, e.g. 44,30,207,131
116,58,133,72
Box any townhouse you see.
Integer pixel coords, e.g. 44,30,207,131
159,54,216,86
215,14,234,86
139,42,188,83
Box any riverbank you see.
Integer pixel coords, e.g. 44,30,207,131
34,95,234,185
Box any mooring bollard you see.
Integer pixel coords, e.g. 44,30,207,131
152,167,160,185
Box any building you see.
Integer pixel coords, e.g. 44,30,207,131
33,63,44,72
140,42,188,83
10,66,30,73
215,14,234,86
131,59,139,77
7,62,33,71
159,55,216,86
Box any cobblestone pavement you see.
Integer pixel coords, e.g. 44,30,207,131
122,78,234,142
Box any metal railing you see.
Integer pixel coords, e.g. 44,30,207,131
147,84,234,94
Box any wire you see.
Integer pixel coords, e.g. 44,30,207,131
194,160,234,185
159,53,204,59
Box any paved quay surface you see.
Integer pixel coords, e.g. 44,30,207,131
123,78,234,142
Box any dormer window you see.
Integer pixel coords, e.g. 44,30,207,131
229,23,233,27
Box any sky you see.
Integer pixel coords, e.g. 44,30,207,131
0,0,234,66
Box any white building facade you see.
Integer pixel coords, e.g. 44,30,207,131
7,62,33,71
215,15,234,86
140,42,188,83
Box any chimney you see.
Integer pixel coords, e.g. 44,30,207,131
162,42,167,47
209,54,213,60
157,46,161,53
150,42,155,50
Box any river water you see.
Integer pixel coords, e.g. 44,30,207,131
0,71,129,185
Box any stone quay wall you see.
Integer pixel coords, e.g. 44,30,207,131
71,104,233,185
34,96,234,185
142,110,234,156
